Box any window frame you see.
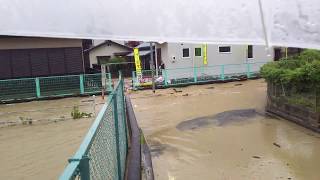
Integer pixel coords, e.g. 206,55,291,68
218,46,232,54
247,45,253,59
194,47,202,57
182,48,190,58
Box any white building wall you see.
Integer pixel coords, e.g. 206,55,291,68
89,43,130,68
159,43,273,80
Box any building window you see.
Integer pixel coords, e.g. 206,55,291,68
97,56,110,65
248,45,253,58
195,47,202,57
182,48,190,58
219,46,231,53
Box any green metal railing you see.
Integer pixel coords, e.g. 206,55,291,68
132,62,267,88
60,74,127,180
0,73,112,102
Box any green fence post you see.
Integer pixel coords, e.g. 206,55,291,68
164,69,168,86
108,73,112,91
79,155,90,180
220,65,225,81
35,78,41,98
246,63,252,78
193,67,198,83
112,93,122,180
80,74,85,94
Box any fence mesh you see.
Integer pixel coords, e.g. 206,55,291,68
223,64,247,78
132,62,268,88
268,82,319,112
88,104,118,180
196,65,220,82
116,81,127,180
60,75,128,180
0,78,36,101
0,73,112,102
166,67,196,85
39,75,81,97
84,73,112,93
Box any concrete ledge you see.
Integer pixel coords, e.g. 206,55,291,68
266,98,320,133
125,95,141,180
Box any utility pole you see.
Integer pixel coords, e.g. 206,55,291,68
149,42,156,93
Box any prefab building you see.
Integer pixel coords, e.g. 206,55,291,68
155,43,273,80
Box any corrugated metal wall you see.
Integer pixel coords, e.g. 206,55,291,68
0,47,83,79
0,50,12,79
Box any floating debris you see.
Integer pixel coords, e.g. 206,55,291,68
273,143,281,148
173,88,183,93
252,156,261,159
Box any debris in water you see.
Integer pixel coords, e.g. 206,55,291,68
234,83,243,86
176,109,260,130
252,156,261,159
173,88,183,93
273,142,281,148
206,87,215,89
182,93,189,96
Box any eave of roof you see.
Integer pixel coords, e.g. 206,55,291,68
85,40,132,52
127,50,150,57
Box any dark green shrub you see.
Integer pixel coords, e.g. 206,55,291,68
261,49,320,87
261,49,320,111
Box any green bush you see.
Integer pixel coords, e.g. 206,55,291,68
261,49,320,87
71,106,92,119
261,49,320,110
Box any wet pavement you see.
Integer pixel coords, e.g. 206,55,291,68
131,79,320,180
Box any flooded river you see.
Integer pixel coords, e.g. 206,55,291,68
131,79,320,180
0,96,105,180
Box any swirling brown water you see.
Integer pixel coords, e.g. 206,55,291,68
132,79,320,180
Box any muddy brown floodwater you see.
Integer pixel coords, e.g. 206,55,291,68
131,79,320,180
0,96,105,180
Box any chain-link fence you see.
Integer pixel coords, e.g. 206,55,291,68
60,75,128,180
0,73,112,102
132,62,267,89
267,82,320,131
267,82,319,113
